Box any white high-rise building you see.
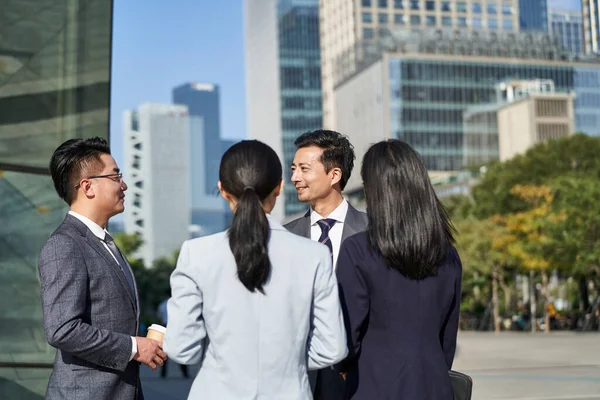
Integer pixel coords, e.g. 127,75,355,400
123,103,191,266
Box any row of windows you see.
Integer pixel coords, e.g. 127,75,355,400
361,0,514,14
282,96,322,110
281,116,322,130
280,67,321,89
396,62,576,89
397,86,496,103
363,14,514,32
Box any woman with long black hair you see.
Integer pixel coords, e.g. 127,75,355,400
164,140,347,399
335,139,462,399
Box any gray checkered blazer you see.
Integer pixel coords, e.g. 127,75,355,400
38,214,143,400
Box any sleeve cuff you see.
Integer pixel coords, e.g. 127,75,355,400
130,336,137,361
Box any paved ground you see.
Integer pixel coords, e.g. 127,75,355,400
139,331,600,400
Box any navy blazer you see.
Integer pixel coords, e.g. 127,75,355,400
335,231,462,400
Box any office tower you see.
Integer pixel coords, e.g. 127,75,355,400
333,29,600,185
173,83,222,195
172,82,233,234
519,0,548,31
245,0,323,219
123,103,191,266
582,0,600,54
0,0,113,396
550,8,584,54
320,0,521,130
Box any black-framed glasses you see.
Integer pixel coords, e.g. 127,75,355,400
75,173,123,189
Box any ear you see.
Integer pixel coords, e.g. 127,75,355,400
329,167,342,187
274,179,284,197
218,181,231,202
80,179,95,199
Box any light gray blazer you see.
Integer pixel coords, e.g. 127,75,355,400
163,216,347,400
38,214,143,400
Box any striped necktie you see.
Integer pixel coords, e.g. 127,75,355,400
316,218,337,261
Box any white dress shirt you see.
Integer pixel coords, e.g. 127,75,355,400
68,211,138,360
310,199,349,268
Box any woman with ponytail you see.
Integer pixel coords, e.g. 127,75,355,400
163,140,347,399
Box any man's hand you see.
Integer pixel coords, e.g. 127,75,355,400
133,337,167,370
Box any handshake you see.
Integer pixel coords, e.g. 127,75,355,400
134,324,168,370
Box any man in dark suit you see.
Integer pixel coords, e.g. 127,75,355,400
38,138,167,400
285,129,368,400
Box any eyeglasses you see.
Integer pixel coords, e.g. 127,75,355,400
75,173,124,189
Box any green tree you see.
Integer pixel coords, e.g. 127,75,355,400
472,134,600,218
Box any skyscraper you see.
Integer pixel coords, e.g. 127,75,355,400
519,0,548,31
123,103,191,266
172,82,233,234
245,0,322,219
550,8,584,54
320,0,521,130
582,0,600,54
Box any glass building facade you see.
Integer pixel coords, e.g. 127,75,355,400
550,9,584,55
389,58,600,170
519,0,548,31
278,0,323,216
0,0,113,397
336,29,600,171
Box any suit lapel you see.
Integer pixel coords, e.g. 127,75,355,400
85,231,137,312
299,215,311,238
341,204,365,242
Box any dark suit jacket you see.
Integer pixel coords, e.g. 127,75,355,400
285,201,368,399
38,214,144,400
284,202,368,245
335,231,462,400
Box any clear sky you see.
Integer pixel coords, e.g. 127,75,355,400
110,0,246,168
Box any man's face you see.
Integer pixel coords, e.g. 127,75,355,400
291,146,335,204
89,154,127,218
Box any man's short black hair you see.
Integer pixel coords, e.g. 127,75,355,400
49,137,111,205
294,129,355,190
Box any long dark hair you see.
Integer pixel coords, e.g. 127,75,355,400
219,140,282,293
361,139,455,280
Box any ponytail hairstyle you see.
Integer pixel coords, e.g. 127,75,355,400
219,140,283,293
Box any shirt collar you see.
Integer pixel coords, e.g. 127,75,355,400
68,210,108,240
310,199,349,226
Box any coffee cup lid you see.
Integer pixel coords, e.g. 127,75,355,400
148,324,166,334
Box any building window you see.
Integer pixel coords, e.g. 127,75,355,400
134,142,142,150
502,4,513,15
456,2,467,12
472,18,482,28
378,0,388,7
410,0,420,10
362,0,372,6
503,19,513,30
363,27,374,38
425,0,435,11
379,13,389,23
442,16,452,26
441,1,451,11
472,2,482,13
426,15,436,26
410,14,421,25
487,3,497,14
379,27,391,37
394,0,404,9
457,17,467,26
362,12,373,23
395,14,406,24
488,18,498,29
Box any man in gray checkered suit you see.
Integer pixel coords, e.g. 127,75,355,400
38,137,167,400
